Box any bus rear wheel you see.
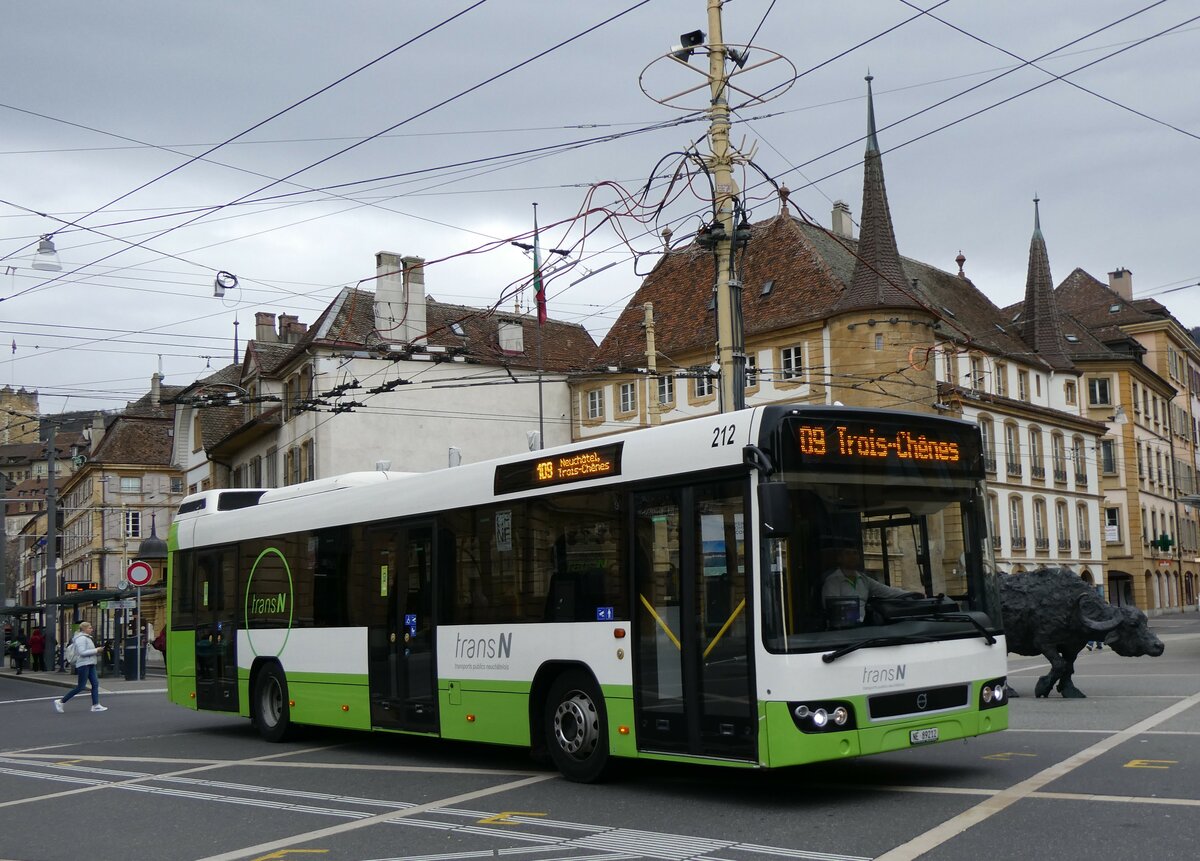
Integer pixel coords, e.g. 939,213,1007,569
253,663,291,742
544,670,610,782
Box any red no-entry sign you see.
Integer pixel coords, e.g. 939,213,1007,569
127,560,154,587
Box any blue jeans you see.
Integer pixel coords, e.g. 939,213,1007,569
62,664,99,705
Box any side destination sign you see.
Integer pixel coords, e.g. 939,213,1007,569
494,442,623,495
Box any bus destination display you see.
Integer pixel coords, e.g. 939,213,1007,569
494,442,623,494
786,416,978,475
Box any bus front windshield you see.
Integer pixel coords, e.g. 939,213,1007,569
760,473,1001,654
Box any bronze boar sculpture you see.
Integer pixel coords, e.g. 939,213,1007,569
1000,567,1164,698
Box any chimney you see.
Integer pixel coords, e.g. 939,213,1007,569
1108,268,1132,301
277,314,307,344
89,413,105,454
831,200,855,239
374,252,427,345
255,312,278,343
150,372,162,406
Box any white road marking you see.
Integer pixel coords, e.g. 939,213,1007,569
874,688,1200,861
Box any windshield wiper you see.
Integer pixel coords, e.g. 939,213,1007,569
821,635,935,664
897,613,997,645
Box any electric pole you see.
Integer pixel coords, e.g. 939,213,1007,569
45,425,59,670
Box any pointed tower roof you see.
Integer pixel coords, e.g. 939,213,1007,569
1016,197,1074,370
834,75,925,314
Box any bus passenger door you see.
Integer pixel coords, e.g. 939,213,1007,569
194,547,238,712
633,479,756,761
367,523,438,731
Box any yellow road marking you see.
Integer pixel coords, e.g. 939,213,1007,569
1124,759,1177,769
982,752,1037,761
479,811,547,825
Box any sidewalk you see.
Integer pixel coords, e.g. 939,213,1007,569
0,665,167,694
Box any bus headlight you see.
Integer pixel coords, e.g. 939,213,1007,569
979,677,1007,710
788,700,856,733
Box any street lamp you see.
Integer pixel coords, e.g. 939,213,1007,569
31,236,62,272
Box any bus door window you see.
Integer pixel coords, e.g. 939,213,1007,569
634,491,684,751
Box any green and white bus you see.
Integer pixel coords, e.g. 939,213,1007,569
166,404,1007,781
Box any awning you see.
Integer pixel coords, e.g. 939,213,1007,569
43,587,165,607
1,604,43,616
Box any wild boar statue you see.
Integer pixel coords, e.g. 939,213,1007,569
1000,567,1164,698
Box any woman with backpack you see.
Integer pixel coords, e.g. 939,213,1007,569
54,622,107,713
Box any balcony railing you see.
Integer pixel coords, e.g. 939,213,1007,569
1079,539,1091,553
1035,537,1050,552
1053,468,1067,483
1012,536,1027,549
1057,539,1072,551
983,456,997,474
991,535,1002,550
1007,462,1022,477
1031,465,1046,480
1074,473,1088,487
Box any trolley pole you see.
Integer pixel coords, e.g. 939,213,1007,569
44,425,59,671
704,0,746,413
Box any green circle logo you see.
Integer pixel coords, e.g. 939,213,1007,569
243,546,294,658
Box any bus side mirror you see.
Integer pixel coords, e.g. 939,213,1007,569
758,482,792,537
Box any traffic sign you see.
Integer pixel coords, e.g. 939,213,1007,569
102,599,137,610
127,560,154,587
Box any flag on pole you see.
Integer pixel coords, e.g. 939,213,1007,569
533,208,546,326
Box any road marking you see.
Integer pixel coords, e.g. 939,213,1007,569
1124,759,1177,769
250,852,328,861
480,811,548,825
193,774,558,861
982,752,1037,761
874,688,1200,861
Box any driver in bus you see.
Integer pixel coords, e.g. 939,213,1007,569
822,547,918,626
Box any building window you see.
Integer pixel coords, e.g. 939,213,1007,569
1009,496,1025,547
995,362,1008,397
1033,498,1048,549
1088,377,1111,406
979,417,996,473
618,382,636,414
1017,370,1029,402
265,447,278,488
1051,433,1066,482
124,510,141,539
694,376,714,399
1055,500,1070,549
120,476,142,493
191,412,203,453
1028,428,1044,478
780,346,803,381
970,356,985,390
657,375,674,406
1064,380,1077,405
587,389,603,420
1004,423,1021,476
289,446,302,485
1100,439,1117,474
302,440,314,482
745,355,758,389
876,334,885,352
1077,503,1090,546
170,477,183,494
250,455,263,487
1104,507,1122,542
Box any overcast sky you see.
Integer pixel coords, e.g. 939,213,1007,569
2,1,1197,415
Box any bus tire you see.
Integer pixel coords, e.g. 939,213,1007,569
544,670,610,783
252,663,291,743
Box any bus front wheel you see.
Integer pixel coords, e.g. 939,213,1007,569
253,663,291,742
544,670,610,782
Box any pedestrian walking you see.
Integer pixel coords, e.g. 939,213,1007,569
14,631,29,675
29,627,45,672
54,622,107,713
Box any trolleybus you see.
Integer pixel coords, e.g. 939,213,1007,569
166,404,1007,781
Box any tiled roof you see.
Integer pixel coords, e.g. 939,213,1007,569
258,288,597,374
90,417,175,466
1054,268,1151,346
593,213,1049,370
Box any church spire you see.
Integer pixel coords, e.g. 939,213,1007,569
1018,196,1074,371
834,75,924,313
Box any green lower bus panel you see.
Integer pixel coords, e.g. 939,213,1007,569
762,700,1009,767
440,683,531,746
168,674,197,709
285,680,373,731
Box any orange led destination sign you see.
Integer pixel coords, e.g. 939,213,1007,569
783,415,978,478
797,423,961,463
495,442,623,494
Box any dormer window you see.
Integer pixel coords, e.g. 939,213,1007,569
451,322,466,337
498,320,524,353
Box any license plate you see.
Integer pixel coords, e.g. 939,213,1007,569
910,727,939,745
